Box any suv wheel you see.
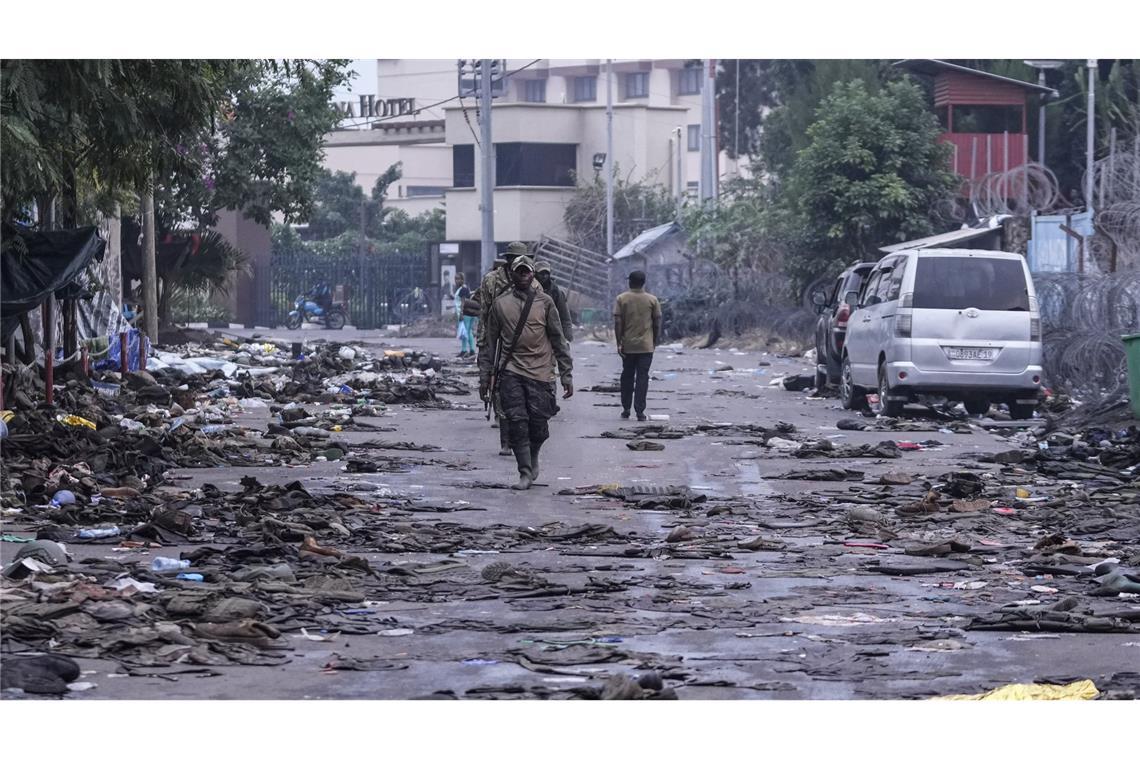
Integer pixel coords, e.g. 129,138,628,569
840,356,865,410
877,363,905,417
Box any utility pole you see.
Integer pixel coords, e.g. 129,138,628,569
141,182,158,344
479,59,495,274
606,59,614,259
734,59,740,175
700,59,718,203
674,126,684,218
1085,59,1097,214
1037,69,1048,166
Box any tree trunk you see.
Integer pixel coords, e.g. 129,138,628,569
141,185,159,343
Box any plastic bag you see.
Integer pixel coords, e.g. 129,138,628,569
935,679,1099,701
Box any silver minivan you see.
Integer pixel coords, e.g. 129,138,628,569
839,248,1043,418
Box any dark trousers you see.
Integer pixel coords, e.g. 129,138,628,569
620,352,654,414
498,370,558,449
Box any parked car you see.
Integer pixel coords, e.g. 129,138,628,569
811,263,874,389
839,248,1043,418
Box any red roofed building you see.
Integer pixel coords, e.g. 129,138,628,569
896,60,1058,184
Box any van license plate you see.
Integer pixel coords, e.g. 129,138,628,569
947,347,996,361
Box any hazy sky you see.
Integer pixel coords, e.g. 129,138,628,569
333,59,374,100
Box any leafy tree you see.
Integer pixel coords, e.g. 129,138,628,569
153,60,352,230
271,166,444,260
784,79,958,285
1,60,241,225
304,163,403,241
562,169,676,254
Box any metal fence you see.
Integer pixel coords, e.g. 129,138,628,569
254,251,428,329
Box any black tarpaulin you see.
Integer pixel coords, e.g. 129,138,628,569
1,224,106,341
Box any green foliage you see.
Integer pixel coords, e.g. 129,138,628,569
784,79,958,285
304,163,405,240
1,60,239,224
271,166,444,260
1,59,352,231
157,230,249,323
155,60,352,229
755,61,893,182
562,169,676,253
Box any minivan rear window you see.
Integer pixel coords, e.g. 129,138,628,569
912,257,1030,311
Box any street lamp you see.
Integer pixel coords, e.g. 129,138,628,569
1024,60,1065,167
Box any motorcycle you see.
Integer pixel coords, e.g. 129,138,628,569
286,295,346,330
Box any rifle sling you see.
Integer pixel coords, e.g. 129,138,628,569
493,288,537,386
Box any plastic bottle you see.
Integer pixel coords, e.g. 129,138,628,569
76,526,121,539
151,556,191,574
200,424,230,435
175,572,204,582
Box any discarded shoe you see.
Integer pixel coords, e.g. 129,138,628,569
0,653,81,694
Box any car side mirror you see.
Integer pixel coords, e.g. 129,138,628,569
811,291,827,307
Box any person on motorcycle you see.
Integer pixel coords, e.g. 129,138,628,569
307,282,332,312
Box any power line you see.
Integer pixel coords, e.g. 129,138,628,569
340,59,545,129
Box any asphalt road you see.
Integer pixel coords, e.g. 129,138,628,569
9,330,1139,700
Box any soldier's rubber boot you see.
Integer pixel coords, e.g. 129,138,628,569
511,445,534,490
529,439,544,483
498,425,512,456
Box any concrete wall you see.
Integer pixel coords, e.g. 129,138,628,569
213,210,271,327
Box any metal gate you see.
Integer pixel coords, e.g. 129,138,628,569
255,251,428,329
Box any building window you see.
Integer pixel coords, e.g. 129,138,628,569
950,105,1023,134
452,145,474,188
573,76,597,103
687,124,701,152
406,186,447,198
936,106,949,131
523,79,546,103
625,72,649,99
686,181,699,197
679,66,702,95
496,143,577,187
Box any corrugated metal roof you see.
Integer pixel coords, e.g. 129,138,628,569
612,221,682,260
894,60,1059,99
878,223,1004,254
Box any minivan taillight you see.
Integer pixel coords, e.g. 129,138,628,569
1030,317,1041,342
836,304,851,328
896,313,912,337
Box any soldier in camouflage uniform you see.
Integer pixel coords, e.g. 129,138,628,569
475,242,544,455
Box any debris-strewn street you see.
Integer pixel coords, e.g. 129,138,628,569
4,330,1138,700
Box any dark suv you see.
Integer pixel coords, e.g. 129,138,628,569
811,262,874,389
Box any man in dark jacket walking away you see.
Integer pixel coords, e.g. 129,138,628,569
613,270,662,421
479,256,574,490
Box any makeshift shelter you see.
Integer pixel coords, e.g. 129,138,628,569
1,224,106,344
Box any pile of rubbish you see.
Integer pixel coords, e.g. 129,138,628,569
1,335,465,508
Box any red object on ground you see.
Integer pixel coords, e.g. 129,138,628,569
43,300,54,406
844,541,891,550
896,441,923,451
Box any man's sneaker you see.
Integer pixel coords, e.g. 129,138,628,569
620,410,631,419
637,413,647,422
